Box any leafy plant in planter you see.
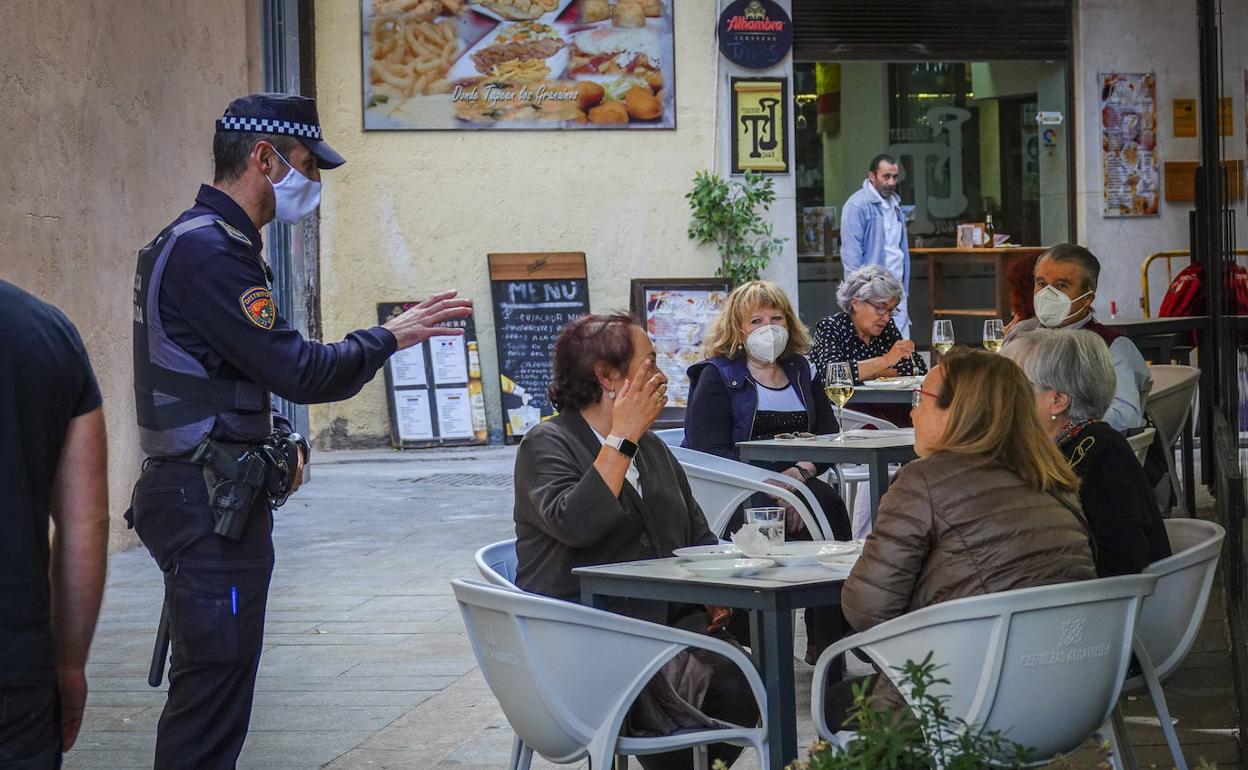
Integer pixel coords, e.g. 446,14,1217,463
686,170,787,288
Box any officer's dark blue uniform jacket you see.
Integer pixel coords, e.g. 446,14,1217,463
154,184,395,443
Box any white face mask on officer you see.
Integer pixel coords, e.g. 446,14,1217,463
1034,284,1094,328
745,325,789,363
268,148,321,225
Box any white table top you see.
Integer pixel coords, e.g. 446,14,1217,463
740,428,916,450
856,376,923,390
574,557,848,590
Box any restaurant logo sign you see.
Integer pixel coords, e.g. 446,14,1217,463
731,77,789,175
718,0,793,69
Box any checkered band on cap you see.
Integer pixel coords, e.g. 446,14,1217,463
216,116,322,140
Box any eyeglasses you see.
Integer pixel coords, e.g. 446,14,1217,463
911,387,940,407
861,300,899,317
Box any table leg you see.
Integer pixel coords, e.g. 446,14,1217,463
751,608,797,769
867,455,891,526
1182,410,1196,516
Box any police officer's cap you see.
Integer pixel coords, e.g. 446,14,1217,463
216,93,345,170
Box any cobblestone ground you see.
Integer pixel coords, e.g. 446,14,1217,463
64,447,1239,769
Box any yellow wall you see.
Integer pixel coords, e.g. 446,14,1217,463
0,0,260,550
311,0,723,446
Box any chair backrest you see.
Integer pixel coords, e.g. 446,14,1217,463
1130,518,1225,686
1125,427,1156,465
670,445,831,539
839,407,899,431
1144,365,1200,448
845,574,1157,762
452,579,751,764
475,539,520,590
653,428,685,446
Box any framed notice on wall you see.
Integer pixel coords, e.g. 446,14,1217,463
630,278,729,428
378,303,489,448
1100,73,1159,217
731,77,789,174
489,253,590,443
360,1,676,131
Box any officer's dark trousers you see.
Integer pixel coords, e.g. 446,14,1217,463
132,459,274,770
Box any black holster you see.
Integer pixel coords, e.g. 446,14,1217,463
190,435,299,541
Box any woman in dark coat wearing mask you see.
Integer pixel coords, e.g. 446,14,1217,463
683,280,852,663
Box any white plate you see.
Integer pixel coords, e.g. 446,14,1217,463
859,376,923,389
673,544,742,561
764,542,855,566
467,0,576,24
681,558,774,578
447,20,571,81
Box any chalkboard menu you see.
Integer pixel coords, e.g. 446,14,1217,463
488,253,590,444
377,302,489,449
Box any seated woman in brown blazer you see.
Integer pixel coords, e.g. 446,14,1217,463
513,313,756,770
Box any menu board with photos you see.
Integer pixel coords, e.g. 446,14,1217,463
1100,72,1159,217
378,303,489,448
362,0,676,130
489,253,590,443
630,278,729,428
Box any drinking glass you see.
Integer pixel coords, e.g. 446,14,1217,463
745,507,785,548
824,361,854,442
982,319,1005,353
932,320,955,359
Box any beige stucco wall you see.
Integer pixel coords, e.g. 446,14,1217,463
311,0,724,446
0,0,260,550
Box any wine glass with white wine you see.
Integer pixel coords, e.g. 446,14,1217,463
983,319,1005,353
825,362,854,442
932,320,955,360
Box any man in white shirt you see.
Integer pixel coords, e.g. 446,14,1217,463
841,154,911,337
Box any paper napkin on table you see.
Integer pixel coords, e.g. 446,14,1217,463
730,524,773,558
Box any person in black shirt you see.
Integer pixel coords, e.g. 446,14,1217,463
1003,328,1171,576
809,265,927,386
0,280,108,769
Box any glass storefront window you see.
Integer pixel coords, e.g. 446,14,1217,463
794,60,1071,343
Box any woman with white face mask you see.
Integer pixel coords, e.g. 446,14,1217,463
684,280,852,666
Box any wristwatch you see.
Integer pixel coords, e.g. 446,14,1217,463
604,434,639,459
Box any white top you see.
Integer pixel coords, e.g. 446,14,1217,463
590,426,642,496
753,381,806,411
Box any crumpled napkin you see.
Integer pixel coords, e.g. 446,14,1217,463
730,523,774,558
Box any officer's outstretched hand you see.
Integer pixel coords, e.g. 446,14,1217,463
383,290,474,351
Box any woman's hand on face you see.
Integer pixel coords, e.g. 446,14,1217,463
609,361,668,441
887,339,916,366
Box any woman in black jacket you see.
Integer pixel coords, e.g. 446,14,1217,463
1003,328,1171,576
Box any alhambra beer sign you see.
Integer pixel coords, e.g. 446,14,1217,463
718,0,793,69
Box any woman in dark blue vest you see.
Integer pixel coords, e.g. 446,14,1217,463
683,280,852,664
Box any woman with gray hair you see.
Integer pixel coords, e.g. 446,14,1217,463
810,265,927,385
1002,328,1170,576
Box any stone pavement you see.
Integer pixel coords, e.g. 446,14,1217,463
64,447,1239,769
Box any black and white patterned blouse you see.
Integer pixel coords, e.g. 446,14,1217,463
809,312,928,385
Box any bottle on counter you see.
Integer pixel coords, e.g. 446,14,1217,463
983,214,995,248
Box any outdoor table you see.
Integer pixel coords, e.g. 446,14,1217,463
848,379,917,405
737,430,918,520
575,558,846,769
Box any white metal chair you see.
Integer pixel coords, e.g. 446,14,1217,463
835,409,900,534
475,538,520,590
453,579,772,770
670,445,833,539
653,428,684,446
1144,365,1200,515
1125,427,1157,466
810,574,1158,766
1108,518,1225,770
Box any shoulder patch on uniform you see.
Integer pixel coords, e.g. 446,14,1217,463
239,286,276,330
215,218,252,247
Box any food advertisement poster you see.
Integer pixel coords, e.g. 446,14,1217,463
362,0,676,130
378,302,489,448
630,278,729,426
731,78,788,174
489,253,590,443
1100,73,1159,217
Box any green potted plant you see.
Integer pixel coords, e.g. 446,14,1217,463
686,170,787,288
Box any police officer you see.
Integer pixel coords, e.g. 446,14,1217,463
128,93,471,769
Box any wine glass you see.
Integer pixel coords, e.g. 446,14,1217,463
932,320,955,360
824,362,854,442
982,319,1005,353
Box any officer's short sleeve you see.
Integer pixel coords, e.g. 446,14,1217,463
175,246,395,405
